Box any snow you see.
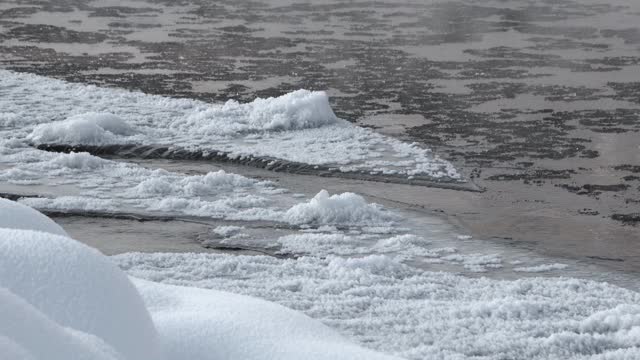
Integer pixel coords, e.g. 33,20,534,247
0,285,121,360
0,227,160,360
0,198,68,237
0,69,460,180
116,251,640,360
284,189,395,225
0,206,403,360
28,113,136,145
134,278,399,360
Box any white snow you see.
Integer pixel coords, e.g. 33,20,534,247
0,205,402,360
0,198,68,237
0,226,160,360
28,113,137,145
284,189,395,225
0,69,460,180
135,278,399,360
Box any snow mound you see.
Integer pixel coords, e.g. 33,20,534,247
0,228,160,360
134,278,400,360
285,190,395,225
246,89,339,131
0,286,121,360
172,90,339,136
0,198,68,237
28,112,135,145
49,152,108,169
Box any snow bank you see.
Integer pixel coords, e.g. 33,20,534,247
285,190,395,225
28,113,135,145
0,198,68,237
0,228,161,360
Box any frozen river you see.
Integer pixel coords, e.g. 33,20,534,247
1,0,640,359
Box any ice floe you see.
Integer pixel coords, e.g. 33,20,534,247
0,69,460,180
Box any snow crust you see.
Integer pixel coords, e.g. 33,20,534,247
0,70,460,180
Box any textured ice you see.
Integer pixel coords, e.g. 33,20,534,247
116,251,640,360
0,70,460,180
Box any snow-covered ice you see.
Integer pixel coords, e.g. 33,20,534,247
0,69,460,180
116,251,640,360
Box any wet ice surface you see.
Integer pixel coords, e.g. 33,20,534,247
2,0,640,358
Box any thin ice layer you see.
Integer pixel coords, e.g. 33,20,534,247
0,70,459,180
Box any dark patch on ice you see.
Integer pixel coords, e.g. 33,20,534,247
587,255,625,262
3,24,107,44
611,213,640,226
